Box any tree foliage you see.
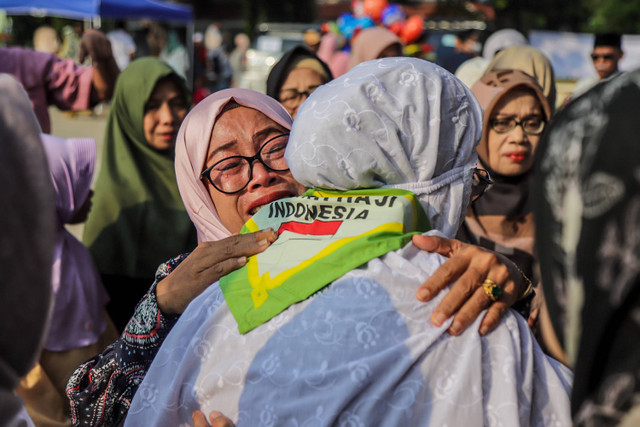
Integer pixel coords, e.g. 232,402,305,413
489,0,589,33
485,0,640,34
583,0,640,33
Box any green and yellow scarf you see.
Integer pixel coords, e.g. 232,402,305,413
221,188,430,333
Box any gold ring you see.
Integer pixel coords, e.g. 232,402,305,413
482,279,502,302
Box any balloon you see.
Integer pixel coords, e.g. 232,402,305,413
388,21,404,36
401,15,424,44
382,4,406,27
354,16,376,31
362,0,388,22
337,13,357,39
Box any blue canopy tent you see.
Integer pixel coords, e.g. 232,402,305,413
0,0,192,23
1,0,194,85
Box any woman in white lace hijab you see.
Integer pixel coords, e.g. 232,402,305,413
125,58,571,426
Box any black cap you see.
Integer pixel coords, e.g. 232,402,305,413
594,33,622,49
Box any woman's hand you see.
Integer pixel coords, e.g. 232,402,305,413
412,235,527,336
156,228,279,314
192,410,234,427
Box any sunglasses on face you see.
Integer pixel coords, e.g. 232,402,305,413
591,53,615,61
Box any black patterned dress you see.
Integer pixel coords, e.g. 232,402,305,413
66,254,188,426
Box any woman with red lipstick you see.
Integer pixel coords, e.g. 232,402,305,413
83,58,198,332
458,69,551,325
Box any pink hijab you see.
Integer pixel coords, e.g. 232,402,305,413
175,88,293,243
40,134,109,351
317,32,350,78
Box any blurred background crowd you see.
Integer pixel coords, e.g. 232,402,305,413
2,0,640,108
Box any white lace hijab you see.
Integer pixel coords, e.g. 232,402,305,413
286,57,483,237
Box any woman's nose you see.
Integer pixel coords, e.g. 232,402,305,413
510,123,528,143
247,160,277,190
157,102,175,124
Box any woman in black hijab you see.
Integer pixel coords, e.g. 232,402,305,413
266,45,332,118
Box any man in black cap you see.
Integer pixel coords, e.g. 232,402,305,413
591,32,623,80
565,32,624,105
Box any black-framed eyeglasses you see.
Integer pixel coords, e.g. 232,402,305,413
279,86,320,108
591,53,614,61
490,117,546,135
471,167,493,202
200,133,290,194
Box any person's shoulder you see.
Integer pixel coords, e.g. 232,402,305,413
0,46,47,57
572,76,598,98
0,47,60,75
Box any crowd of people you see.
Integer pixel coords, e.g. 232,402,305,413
0,17,638,427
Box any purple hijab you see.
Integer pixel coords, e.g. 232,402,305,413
41,134,109,351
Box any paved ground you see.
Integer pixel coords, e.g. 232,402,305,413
49,105,108,240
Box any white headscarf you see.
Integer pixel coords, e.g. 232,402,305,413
286,57,483,237
482,29,528,60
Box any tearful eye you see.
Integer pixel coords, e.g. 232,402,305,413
215,159,244,173
264,143,286,156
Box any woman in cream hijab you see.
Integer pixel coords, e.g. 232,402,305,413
125,58,571,426
347,26,403,70
486,45,557,112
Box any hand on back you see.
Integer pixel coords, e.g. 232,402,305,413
156,228,278,314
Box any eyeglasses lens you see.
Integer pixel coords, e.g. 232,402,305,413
203,134,289,194
491,118,545,135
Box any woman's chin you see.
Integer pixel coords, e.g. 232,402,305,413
496,161,532,177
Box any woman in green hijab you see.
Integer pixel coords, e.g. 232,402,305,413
83,57,197,331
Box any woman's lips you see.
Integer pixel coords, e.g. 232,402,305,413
504,151,528,163
246,190,296,216
158,132,175,141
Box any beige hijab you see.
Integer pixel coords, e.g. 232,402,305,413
347,27,402,70
486,45,557,112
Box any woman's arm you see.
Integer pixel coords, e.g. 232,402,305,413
66,254,186,427
66,229,278,426
413,235,532,336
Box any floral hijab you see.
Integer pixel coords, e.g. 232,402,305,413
287,57,483,237
534,70,640,423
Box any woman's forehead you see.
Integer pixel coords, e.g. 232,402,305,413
493,88,542,112
208,107,285,155
213,107,283,134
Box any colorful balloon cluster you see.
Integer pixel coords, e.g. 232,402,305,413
330,0,425,45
